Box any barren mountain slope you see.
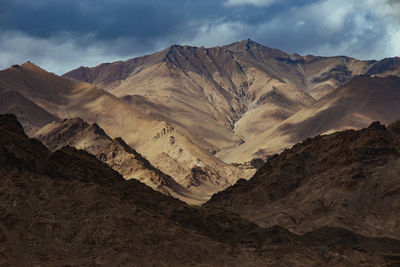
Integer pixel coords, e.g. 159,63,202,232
0,62,159,147
63,40,399,148
223,40,372,100
206,120,400,242
220,75,400,163
110,44,314,149
136,120,255,197
0,62,252,200
64,40,316,147
34,118,203,204
224,40,400,99
1,114,400,266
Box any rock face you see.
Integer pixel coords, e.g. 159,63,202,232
206,120,400,242
34,118,202,204
1,114,400,266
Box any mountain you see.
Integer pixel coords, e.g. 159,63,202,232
2,40,400,202
220,75,400,163
0,62,252,202
206,120,400,241
63,39,400,161
0,62,159,147
64,40,316,147
1,113,400,266
34,118,204,204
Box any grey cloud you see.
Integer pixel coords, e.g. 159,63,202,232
0,0,230,73
190,0,399,60
0,31,123,74
224,0,278,7
0,0,223,41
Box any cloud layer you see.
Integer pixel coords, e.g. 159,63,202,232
0,0,399,74
224,0,278,7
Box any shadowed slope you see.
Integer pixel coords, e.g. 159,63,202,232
206,120,400,241
1,114,400,266
0,86,59,135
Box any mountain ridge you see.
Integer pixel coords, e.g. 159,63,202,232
34,117,205,204
206,119,400,241
63,39,400,163
219,74,400,163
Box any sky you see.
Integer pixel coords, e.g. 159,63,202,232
0,0,399,74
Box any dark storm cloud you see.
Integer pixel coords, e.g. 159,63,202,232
1,0,225,53
0,0,399,74
0,0,299,51
0,0,229,72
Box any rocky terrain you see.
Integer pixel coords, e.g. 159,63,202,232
34,118,203,204
206,120,400,243
0,62,253,203
1,114,400,266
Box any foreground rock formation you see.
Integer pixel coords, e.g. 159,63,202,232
1,114,400,266
206,120,400,242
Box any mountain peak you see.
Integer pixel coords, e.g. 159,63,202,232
240,38,261,46
6,62,37,71
165,44,201,56
21,61,38,68
18,61,50,74
226,39,262,50
223,39,288,57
